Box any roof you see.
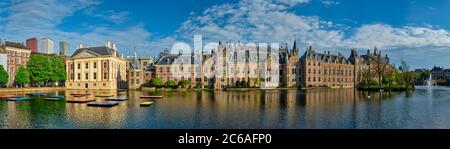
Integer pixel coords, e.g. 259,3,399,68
153,54,179,65
129,54,141,69
301,46,349,64
152,52,203,65
4,41,29,49
431,66,443,72
71,46,117,58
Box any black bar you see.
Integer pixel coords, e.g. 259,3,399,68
1,129,450,147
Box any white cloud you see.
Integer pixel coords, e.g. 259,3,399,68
3,0,450,68
174,0,450,68
83,7,130,24
177,0,341,49
0,0,154,57
321,0,340,7
342,24,450,49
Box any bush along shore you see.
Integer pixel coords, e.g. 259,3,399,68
357,84,415,92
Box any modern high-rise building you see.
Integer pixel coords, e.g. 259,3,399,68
59,41,69,56
41,38,54,54
26,38,38,53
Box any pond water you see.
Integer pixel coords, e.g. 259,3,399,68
1,86,450,129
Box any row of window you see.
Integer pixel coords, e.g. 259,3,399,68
308,68,353,75
130,79,140,84
159,66,265,75
307,77,353,82
72,62,102,69
68,83,107,87
70,72,108,80
71,61,123,70
5,51,30,57
7,57,28,65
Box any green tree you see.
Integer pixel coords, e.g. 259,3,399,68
27,54,51,87
149,77,163,88
402,71,418,90
49,55,67,86
383,71,396,87
195,82,203,88
178,80,190,88
419,69,430,80
14,65,30,87
0,65,8,87
165,80,177,88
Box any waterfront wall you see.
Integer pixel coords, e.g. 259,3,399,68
0,87,65,93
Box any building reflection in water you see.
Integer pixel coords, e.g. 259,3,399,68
64,90,128,128
0,89,400,129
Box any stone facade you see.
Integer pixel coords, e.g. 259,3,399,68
149,41,392,89
126,53,153,89
65,43,127,90
430,66,450,81
300,46,354,88
0,41,32,87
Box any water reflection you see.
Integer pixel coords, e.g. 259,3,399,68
1,87,450,128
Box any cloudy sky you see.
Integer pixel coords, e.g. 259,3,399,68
1,0,450,69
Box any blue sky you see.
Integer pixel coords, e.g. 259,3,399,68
1,0,450,69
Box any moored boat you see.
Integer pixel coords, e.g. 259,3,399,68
140,101,154,106
7,97,32,101
87,101,119,107
105,98,128,101
140,95,163,98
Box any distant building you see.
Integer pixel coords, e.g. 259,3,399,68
430,66,450,81
0,41,32,86
65,41,127,90
279,40,300,87
26,38,38,53
59,41,69,56
41,38,54,54
348,47,393,86
147,40,393,89
300,46,354,88
126,54,154,89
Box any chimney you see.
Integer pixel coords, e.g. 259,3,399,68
367,49,370,56
78,43,84,49
105,40,111,48
112,43,117,50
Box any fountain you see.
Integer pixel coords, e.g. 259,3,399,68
424,74,437,87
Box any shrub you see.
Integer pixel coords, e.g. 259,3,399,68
165,80,178,89
149,77,163,88
178,80,190,88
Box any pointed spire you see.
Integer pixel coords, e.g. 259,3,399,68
292,39,297,53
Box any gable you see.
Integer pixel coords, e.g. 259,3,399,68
74,50,99,59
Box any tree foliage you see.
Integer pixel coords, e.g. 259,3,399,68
27,54,52,84
149,77,163,88
14,65,30,87
178,80,190,88
27,54,66,86
0,65,8,86
165,80,177,88
49,56,66,82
